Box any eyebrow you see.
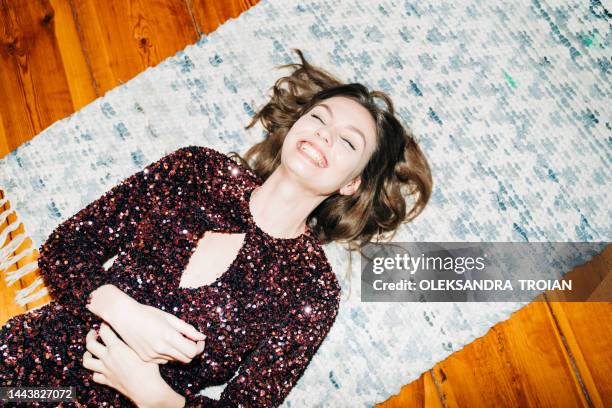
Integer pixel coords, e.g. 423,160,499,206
317,103,367,149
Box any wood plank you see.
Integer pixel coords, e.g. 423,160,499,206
547,301,612,407
377,371,443,408
0,107,10,157
70,0,199,96
545,244,611,302
0,0,76,153
187,0,260,35
547,246,612,407
426,296,588,407
49,0,98,111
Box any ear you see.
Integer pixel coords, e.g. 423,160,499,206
339,176,361,196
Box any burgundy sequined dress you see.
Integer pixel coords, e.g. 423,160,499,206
0,146,341,407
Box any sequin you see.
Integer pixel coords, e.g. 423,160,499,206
0,146,341,407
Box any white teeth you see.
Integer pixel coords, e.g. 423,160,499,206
300,142,325,167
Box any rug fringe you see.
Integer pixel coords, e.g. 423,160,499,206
0,193,46,307
0,230,27,261
15,277,49,305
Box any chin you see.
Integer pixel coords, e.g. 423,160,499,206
284,158,319,179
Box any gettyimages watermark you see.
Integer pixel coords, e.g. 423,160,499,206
360,242,609,302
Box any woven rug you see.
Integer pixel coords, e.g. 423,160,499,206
1,0,609,405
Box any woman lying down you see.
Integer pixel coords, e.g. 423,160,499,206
0,48,432,407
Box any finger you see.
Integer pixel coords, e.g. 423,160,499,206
145,348,176,364
92,372,108,385
98,322,121,347
158,336,191,363
85,330,106,359
192,339,205,355
170,334,201,361
165,345,191,364
146,338,188,363
149,358,169,364
82,351,105,373
168,317,206,341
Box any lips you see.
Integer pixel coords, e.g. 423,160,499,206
297,141,328,168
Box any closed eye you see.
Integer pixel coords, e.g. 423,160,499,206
311,113,324,123
342,138,356,150
311,114,356,151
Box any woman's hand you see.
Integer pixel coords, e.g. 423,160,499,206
87,284,205,364
83,323,178,407
100,299,206,365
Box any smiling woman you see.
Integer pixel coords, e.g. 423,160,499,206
288,97,377,182
231,48,434,294
0,48,432,407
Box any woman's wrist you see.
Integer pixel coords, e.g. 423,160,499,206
135,381,186,408
87,284,139,325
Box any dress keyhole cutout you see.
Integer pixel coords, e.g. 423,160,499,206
178,231,247,289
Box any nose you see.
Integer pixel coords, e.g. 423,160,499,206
316,128,334,146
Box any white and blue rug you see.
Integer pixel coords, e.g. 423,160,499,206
0,0,609,406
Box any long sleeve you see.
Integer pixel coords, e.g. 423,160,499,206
184,264,341,408
37,145,212,324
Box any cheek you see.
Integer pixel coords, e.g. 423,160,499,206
282,129,308,152
286,121,308,137
329,150,360,174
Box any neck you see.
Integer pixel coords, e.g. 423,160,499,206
249,167,325,239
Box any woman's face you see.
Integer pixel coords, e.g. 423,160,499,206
281,96,378,196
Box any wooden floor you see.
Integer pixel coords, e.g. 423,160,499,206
1,1,610,407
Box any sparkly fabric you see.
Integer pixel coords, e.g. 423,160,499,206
0,145,341,407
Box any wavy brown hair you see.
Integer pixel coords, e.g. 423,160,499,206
228,48,433,298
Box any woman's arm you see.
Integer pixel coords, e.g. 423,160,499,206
137,386,186,408
83,322,189,408
178,265,342,407
37,146,208,325
88,283,206,365
86,284,139,325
